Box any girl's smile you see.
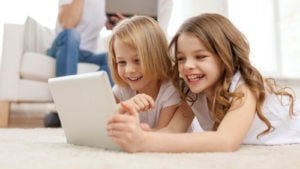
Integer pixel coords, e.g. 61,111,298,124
126,75,143,82
186,73,205,82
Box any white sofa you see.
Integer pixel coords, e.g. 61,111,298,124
0,23,107,127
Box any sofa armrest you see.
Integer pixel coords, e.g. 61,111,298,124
0,24,24,101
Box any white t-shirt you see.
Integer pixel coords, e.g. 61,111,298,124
191,71,300,145
113,81,181,128
56,0,106,52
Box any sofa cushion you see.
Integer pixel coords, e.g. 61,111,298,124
23,16,109,54
23,16,55,54
20,52,100,82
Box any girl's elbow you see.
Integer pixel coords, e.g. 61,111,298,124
220,139,241,152
223,144,240,152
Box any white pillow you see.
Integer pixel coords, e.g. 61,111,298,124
23,16,55,54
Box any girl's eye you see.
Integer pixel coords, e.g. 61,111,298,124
176,56,185,62
117,61,126,65
134,59,140,64
196,55,206,59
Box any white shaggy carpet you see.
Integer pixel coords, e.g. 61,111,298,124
1,128,300,169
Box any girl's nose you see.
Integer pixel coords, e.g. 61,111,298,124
125,63,136,73
184,58,195,69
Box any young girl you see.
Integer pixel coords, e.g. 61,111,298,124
108,16,182,129
107,13,300,152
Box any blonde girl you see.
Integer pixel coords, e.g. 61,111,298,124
107,13,300,153
108,16,181,129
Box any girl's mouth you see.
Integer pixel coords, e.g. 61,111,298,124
127,76,143,82
186,74,204,82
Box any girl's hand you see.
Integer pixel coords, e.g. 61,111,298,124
119,94,155,114
107,102,147,152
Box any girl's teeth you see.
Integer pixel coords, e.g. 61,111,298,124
128,76,141,81
188,75,200,80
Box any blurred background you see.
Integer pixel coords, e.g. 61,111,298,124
0,0,299,78
0,0,299,118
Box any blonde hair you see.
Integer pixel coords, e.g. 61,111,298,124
108,16,173,87
169,13,295,137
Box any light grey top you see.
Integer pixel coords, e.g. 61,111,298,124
113,80,181,128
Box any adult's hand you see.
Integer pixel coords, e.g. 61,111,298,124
105,13,127,30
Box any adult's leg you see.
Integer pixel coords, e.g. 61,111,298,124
79,50,114,86
47,29,80,77
44,29,80,127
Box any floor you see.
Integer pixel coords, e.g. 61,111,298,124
7,103,54,128
8,116,44,128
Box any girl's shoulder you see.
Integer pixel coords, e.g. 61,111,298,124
158,80,180,98
113,84,131,91
112,85,135,101
156,80,181,107
160,80,176,90
229,71,245,93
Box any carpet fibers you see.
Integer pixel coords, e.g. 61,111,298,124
1,128,299,169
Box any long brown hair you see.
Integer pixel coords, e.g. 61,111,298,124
170,13,295,137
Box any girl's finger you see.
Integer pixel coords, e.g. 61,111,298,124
120,101,139,116
141,94,155,109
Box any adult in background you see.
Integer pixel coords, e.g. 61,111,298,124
44,0,111,127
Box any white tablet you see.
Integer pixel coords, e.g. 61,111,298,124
105,0,158,24
48,71,121,151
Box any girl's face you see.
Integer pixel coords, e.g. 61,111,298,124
176,33,223,97
114,39,154,92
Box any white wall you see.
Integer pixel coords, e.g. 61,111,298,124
168,0,227,37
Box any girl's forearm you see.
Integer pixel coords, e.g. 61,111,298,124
137,131,240,153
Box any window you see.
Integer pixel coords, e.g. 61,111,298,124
228,0,300,78
278,0,300,78
170,0,300,79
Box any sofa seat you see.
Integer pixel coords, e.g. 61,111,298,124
20,52,100,82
